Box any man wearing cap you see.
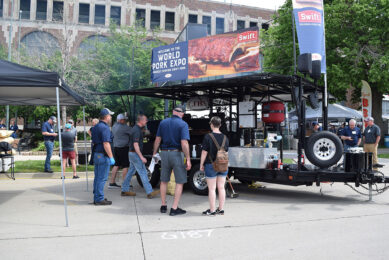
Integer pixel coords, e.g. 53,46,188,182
67,119,78,166
153,105,191,216
61,123,79,179
363,117,383,168
110,113,132,188
92,108,116,206
312,121,322,132
341,119,361,152
42,116,58,173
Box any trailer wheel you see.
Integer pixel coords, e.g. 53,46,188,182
188,164,208,196
305,131,342,168
136,166,160,188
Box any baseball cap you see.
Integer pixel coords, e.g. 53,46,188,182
68,119,74,124
100,108,114,116
173,105,185,113
65,123,72,129
364,116,374,122
49,116,57,123
117,113,128,120
312,121,319,126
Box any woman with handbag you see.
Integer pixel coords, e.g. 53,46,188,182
200,116,229,216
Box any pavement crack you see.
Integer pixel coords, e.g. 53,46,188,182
134,197,146,260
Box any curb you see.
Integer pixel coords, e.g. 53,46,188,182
0,172,95,180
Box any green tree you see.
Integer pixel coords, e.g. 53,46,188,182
263,0,389,131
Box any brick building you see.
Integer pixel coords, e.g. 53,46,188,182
0,0,274,57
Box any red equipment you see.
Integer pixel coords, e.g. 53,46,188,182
262,101,285,124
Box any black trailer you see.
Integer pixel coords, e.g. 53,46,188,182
99,72,389,199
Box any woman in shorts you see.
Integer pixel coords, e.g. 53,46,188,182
200,116,229,216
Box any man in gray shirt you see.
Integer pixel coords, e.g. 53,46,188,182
363,116,383,168
109,114,132,188
61,123,79,179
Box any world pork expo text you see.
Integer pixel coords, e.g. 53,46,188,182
152,46,187,71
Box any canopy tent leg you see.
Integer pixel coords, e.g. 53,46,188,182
83,106,89,192
56,87,69,227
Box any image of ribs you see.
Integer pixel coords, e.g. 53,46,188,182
188,56,207,76
233,47,260,71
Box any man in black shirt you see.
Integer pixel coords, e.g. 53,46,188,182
121,114,159,198
61,123,79,179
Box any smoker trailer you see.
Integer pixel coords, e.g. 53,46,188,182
100,72,389,199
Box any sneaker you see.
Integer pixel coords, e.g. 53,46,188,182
109,183,121,189
160,205,167,213
121,191,136,196
147,190,160,199
44,169,54,173
73,175,80,179
95,199,112,206
216,208,224,215
169,207,186,216
93,198,108,205
373,163,384,168
202,209,216,216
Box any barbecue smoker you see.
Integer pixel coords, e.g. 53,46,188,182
99,25,389,200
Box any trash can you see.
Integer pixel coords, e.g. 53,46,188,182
385,135,389,148
78,152,90,165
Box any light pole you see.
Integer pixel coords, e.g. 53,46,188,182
6,0,15,130
18,10,22,62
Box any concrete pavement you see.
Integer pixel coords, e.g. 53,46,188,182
1,174,389,260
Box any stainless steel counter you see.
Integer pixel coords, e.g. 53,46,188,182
228,147,278,169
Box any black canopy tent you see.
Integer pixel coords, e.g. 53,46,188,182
0,60,88,227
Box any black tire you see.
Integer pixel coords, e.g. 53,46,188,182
136,165,161,188
305,131,343,168
188,164,208,196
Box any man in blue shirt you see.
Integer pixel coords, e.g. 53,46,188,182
92,108,116,206
341,119,361,152
153,105,191,216
42,116,58,173
9,118,19,138
0,119,6,129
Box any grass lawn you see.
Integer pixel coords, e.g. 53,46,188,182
14,160,94,173
283,158,295,164
378,154,389,159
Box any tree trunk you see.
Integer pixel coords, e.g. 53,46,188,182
61,106,67,128
371,86,386,145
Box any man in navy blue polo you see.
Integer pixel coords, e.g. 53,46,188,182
92,108,116,206
153,105,191,216
42,116,58,173
341,119,361,152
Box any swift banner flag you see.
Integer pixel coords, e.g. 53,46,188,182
292,0,326,73
151,27,260,83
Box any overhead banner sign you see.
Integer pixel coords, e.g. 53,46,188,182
151,27,260,83
292,0,326,73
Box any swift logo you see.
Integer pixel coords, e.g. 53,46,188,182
238,31,258,43
298,10,321,23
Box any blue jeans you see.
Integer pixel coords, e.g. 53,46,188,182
93,153,110,203
44,141,54,171
204,163,228,179
122,152,153,194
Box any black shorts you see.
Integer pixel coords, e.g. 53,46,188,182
113,146,129,168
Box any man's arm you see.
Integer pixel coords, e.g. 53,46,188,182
153,136,161,156
134,142,147,164
181,139,191,171
42,131,57,137
357,138,361,146
103,142,113,158
375,135,381,146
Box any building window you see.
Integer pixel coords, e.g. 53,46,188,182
0,0,3,18
94,5,105,25
36,0,47,20
78,35,107,58
136,9,145,27
237,20,245,30
202,15,211,35
79,3,89,24
250,21,257,28
21,31,60,57
20,0,31,20
165,12,174,31
216,17,224,34
110,6,121,25
52,1,63,22
150,10,160,29
189,14,197,23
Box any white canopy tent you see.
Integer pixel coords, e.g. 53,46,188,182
0,60,88,227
